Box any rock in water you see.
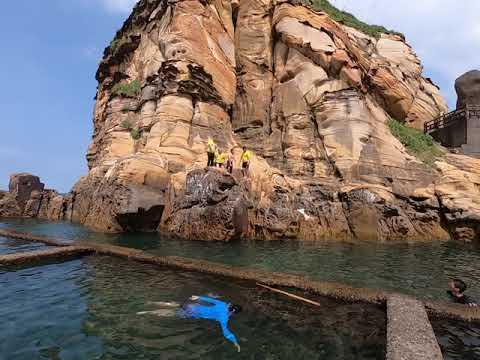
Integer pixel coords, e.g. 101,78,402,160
3,1,480,242
8,173,44,213
455,70,480,108
0,173,65,219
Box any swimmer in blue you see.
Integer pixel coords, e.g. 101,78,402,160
138,295,242,352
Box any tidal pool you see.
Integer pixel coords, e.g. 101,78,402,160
1,218,480,302
0,255,385,359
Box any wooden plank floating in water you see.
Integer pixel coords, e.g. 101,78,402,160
256,283,321,306
387,295,443,360
1,228,480,322
0,246,93,266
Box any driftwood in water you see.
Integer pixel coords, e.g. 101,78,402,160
257,283,321,306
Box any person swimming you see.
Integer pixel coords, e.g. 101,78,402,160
447,279,478,307
138,295,242,352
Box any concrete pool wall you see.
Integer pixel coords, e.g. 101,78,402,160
1,228,479,360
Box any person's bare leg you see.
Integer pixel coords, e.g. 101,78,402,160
137,301,181,316
147,301,180,307
137,309,177,317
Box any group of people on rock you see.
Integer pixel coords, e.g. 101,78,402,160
206,138,251,177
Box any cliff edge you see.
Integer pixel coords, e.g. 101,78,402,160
2,0,479,242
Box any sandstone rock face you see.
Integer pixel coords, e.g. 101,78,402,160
0,174,65,220
455,70,480,108
5,0,480,243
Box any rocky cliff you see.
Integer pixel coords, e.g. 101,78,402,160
2,0,480,242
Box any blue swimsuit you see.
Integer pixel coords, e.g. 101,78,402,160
179,296,238,346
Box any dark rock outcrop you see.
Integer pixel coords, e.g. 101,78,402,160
0,173,64,220
455,70,480,108
160,168,249,241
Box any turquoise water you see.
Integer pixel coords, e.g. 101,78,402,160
1,218,480,302
0,256,385,359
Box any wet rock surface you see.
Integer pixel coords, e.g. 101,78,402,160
2,1,480,242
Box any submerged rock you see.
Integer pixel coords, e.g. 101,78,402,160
2,1,480,242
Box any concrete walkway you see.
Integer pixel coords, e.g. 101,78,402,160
0,246,92,266
387,295,443,360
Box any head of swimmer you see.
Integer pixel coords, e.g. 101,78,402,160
228,303,242,315
449,278,467,296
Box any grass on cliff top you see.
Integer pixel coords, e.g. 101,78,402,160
306,0,404,38
388,118,444,165
111,79,141,98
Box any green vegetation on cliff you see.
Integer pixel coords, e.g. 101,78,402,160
120,118,141,140
120,119,133,130
130,128,141,140
111,80,141,98
307,0,404,38
388,119,444,165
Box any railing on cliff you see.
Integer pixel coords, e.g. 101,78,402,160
424,105,480,134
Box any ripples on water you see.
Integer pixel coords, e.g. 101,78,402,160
2,218,480,302
0,256,385,359
2,218,480,359
0,236,48,255
430,317,480,360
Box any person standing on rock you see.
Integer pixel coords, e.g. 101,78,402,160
240,146,251,177
216,150,227,168
226,149,234,174
207,138,217,167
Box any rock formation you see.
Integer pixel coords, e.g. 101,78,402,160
2,0,480,242
455,70,480,108
0,173,64,220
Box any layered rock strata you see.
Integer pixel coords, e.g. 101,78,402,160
2,0,480,242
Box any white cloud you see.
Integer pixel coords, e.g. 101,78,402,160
330,0,480,109
101,0,138,13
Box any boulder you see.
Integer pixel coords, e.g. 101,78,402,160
161,168,249,241
0,174,64,220
455,70,480,108
9,173,44,213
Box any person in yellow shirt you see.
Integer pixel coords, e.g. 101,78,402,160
240,146,251,177
207,138,217,167
216,151,227,168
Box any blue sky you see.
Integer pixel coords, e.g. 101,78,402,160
1,0,478,192
0,0,132,192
